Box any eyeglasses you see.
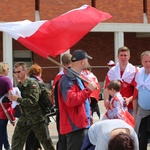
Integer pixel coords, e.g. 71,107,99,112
13,70,24,74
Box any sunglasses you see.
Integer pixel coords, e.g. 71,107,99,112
13,70,24,74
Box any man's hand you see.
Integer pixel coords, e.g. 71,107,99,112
8,91,19,101
104,88,110,109
123,96,132,106
87,81,97,91
104,100,110,110
90,116,94,125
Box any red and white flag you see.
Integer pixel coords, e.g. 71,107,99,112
0,5,112,58
81,70,100,101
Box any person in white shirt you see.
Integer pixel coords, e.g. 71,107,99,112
135,50,150,150
81,119,139,150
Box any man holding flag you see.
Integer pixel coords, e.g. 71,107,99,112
58,50,97,150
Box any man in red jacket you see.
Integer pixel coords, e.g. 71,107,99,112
58,50,97,150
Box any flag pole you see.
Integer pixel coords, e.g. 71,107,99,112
0,94,14,125
47,56,90,84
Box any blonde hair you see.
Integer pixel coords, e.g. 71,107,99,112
0,62,8,75
118,46,130,56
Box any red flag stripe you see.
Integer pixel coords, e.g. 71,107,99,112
0,5,112,58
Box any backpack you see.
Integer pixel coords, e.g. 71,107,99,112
53,80,59,110
38,81,53,115
30,77,53,115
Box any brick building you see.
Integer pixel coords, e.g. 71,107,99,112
0,0,150,87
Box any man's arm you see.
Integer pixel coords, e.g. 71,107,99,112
132,98,138,121
103,75,110,109
8,80,40,106
103,88,110,109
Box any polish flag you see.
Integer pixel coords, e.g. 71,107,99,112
0,5,112,58
81,70,100,101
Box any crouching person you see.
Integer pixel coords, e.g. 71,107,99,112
81,119,139,150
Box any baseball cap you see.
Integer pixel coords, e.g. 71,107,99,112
107,60,115,66
71,50,92,62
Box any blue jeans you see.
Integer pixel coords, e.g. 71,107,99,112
0,119,10,150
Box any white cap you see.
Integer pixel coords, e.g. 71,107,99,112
107,60,115,66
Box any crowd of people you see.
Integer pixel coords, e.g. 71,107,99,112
0,47,150,150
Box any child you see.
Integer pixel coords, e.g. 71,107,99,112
103,80,134,127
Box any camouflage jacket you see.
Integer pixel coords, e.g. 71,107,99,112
16,77,45,126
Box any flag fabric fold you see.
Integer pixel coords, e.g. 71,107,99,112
0,4,112,58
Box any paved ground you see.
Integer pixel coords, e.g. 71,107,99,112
6,100,150,149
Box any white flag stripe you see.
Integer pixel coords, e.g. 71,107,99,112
0,5,89,40
62,4,88,15
0,20,46,39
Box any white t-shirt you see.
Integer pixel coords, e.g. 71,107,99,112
88,119,139,150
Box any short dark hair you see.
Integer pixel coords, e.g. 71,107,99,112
14,62,27,70
108,132,134,150
107,80,121,92
61,53,72,66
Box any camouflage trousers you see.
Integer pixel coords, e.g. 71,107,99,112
11,121,55,150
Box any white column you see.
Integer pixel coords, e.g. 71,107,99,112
114,31,124,62
3,32,13,79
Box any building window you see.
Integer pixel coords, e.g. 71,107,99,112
143,0,147,13
92,0,96,7
35,0,39,10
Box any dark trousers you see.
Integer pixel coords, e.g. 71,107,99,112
4,130,10,149
80,133,95,150
66,128,88,150
0,119,9,150
26,130,41,150
56,112,67,150
138,115,150,150
56,134,67,150
90,98,100,119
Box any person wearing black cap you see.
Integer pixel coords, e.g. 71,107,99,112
71,50,92,62
58,50,97,150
